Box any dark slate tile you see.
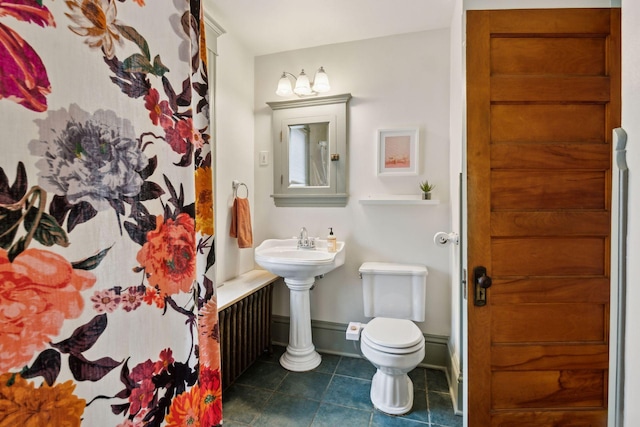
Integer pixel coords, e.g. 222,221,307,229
409,367,426,391
277,371,333,401
222,383,273,425
323,375,373,411
432,421,464,427
335,356,377,380
228,343,459,427
429,391,462,427
310,402,372,427
426,368,449,393
371,411,430,426
399,389,429,424
314,352,341,374
236,360,288,390
260,345,287,364
253,391,320,427
219,421,251,427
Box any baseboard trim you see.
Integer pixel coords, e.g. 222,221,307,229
446,342,464,415
272,315,451,368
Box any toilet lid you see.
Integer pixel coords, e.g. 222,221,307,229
362,317,424,350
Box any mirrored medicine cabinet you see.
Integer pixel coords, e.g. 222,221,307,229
267,93,351,207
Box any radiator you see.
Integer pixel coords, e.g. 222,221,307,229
218,283,274,389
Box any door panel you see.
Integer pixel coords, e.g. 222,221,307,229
491,76,610,102
490,277,610,304
467,8,620,426
492,344,609,371
487,9,612,34
492,144,611,170
491,38,606,75
491,212,610,237
492,304,606,343
491,104,606,143
492,370,606,409
491,237,606,276
491,411,606,427
492,170,606,209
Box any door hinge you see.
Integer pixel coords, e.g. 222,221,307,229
462,269,467,300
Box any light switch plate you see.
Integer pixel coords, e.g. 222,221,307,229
259,151,269,166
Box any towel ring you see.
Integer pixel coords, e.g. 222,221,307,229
232,180,249,198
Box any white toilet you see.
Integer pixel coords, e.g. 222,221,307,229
358,262,428,415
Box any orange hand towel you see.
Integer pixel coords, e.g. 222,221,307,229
229,197,253,248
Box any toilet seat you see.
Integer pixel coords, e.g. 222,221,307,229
361,317,424,355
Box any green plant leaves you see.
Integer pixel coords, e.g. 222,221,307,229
152,55,169,75
116,25,150,61
25,207,69,247
7,236,26,262
122,53,154,74
71,245,113,271
117,24,169,77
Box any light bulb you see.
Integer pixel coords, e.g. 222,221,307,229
293,69,312,96
276,72,293,96
312,66,330,93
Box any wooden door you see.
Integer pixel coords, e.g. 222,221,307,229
467,9,620,426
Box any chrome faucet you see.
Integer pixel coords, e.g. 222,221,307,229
297,227,315,249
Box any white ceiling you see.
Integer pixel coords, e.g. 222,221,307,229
204,0,455,56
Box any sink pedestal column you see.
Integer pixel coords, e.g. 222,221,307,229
280,277,322,371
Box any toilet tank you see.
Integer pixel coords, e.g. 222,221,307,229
359,262,428,321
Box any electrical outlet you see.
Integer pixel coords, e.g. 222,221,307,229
259,151,269,166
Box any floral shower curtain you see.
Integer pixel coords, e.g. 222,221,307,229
0,0,221,426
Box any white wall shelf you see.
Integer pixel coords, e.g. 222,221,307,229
359,195,440,205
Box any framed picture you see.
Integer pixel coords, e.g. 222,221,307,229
376,128,419,176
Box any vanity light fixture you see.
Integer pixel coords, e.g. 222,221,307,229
276,66,331,97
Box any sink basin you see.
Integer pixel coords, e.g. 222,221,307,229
255,238,345,279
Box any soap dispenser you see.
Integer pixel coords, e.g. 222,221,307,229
327,227,337,253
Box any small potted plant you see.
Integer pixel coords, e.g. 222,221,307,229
419,180,435,200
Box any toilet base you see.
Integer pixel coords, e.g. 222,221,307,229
370,369,414,415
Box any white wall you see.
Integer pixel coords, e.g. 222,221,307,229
215,32,257,282
621,0,640,421
449,0,466,413
253,30,453,336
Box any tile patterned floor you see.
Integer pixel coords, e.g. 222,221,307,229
222,346,462,427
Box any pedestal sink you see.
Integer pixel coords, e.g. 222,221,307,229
255,238,345,371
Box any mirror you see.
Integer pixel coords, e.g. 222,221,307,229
288,122,329,187
267,94,351,207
